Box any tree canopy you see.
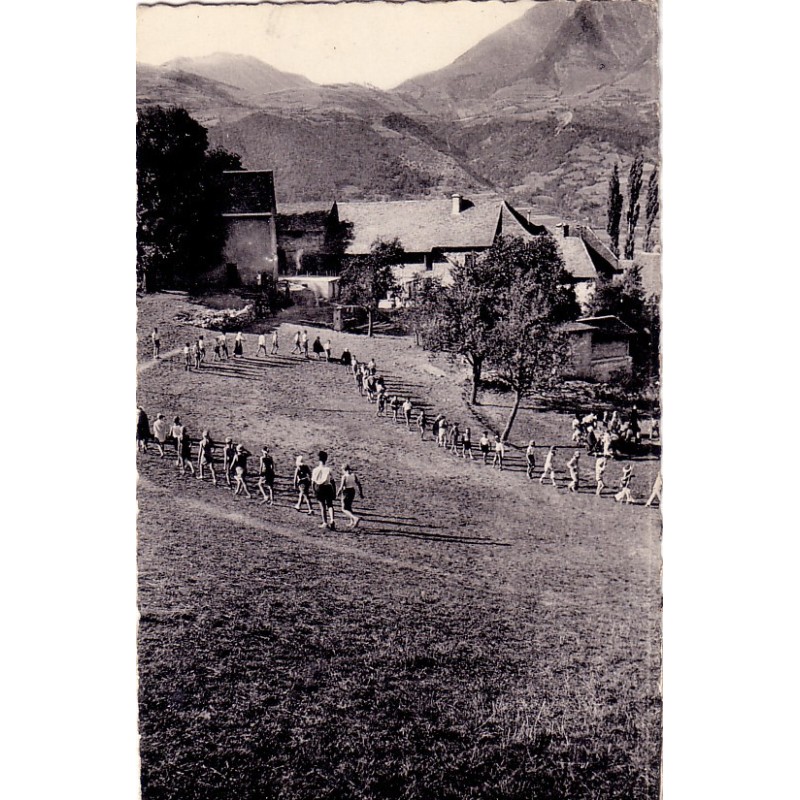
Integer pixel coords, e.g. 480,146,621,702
338,238,403,337
481,236,577,440
137,106,242,291
587,265,660,386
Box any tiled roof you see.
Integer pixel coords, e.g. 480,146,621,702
334,196,536,254
547,232,600,281
562,316,636,337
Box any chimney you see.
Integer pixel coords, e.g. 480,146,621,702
451,193,463,216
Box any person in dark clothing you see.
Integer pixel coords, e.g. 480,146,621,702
136,407,150,452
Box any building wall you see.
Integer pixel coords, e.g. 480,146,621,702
565,331,594,379
566,331,633,381
392,250,478,297
574,280,595,312
590,356,633,382
223,218,278,284
276,211,329,275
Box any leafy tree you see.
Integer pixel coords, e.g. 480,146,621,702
400,274,444,347
485,237,576,441
644,166,660,253
137,106,242,292
623,155,644,260
419,253,509,405
339,238,402,337
587,265,660,384
606,164,623,257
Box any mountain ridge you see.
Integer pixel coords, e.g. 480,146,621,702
136,2,659,224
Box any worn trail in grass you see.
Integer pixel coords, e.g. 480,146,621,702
137,294,661,800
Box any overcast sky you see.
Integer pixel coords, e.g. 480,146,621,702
137,0,536,89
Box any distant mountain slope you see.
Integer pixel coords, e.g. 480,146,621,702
136,2,660,225
207,110,490,203
396,1,658,107
163,53,317,99
137,63,259,127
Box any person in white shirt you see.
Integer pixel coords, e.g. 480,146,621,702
479,432,490,464
291,330,302,355
525,440,536,480
540,446,557,486
595,455,607,496
566,451,580,492
402,398,413,429
152,413,170,458
615,465,634,504
271,329,279,355
492,436,505,470
256,333,267,356
645,471,662,507
311,451,336,529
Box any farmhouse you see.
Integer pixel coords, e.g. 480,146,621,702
563,315,635,381
277,194,620,302
220,170,279,283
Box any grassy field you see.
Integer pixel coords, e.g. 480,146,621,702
137,294,661,800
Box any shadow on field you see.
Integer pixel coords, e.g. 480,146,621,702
358,511,510,547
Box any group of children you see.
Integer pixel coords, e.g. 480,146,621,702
136,406,365,530
164,326,348,372
346,354,662,506
144,325,662,510
570,407,659,457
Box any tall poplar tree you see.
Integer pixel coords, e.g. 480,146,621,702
623,155,644,260
606,164,623,258
644,166,660,253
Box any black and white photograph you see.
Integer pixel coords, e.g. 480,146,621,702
134,1,663,797
8,1,800,798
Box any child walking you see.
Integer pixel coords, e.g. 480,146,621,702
615,465,634,504
479,431,490,464
492,436,505,470
566,451,580,492
337,464,364,529
540,446,557,486
257,446,275,505
461,427,474,460
311,451,336,529
417,410,428,440
402,398,413,429
525,440,536,480
177,425,196,476
222,437,237,489
645,471,662,507
595,455,607,496
197,430,217,484
231,444,252,498
293,456,314,514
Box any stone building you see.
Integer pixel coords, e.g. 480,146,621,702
563,315,635,381
220,170,279,283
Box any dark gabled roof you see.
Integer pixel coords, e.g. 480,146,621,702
334,195,537,255
576,315,637,336
221,170,276,215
